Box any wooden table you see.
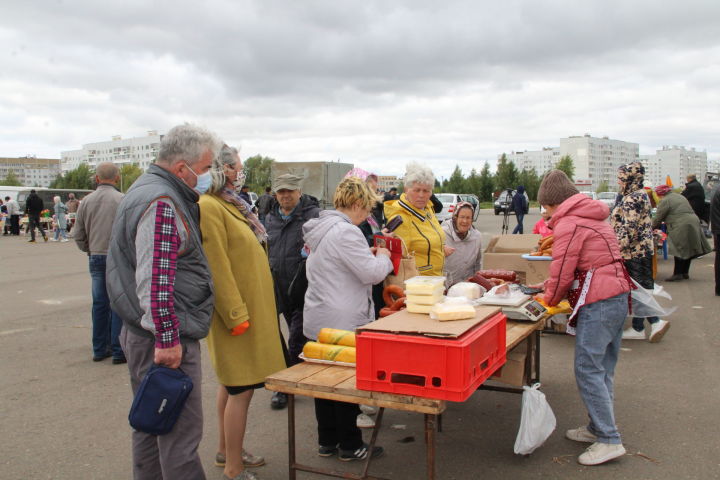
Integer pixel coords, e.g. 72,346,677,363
265,320,542,480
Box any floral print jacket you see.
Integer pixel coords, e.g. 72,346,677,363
610,162,654,260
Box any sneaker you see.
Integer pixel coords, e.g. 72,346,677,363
356,413,376,429
215,450,265,467
223,470,258,480
28,239,36,243
621,327,645,340
338,443,384,462
318,445,339,457
577,442,626,466
61,238,69,242
565,426,597,443
49,238,58,242
270,391,287,410
649,320,670,343
682,273,689,279
359,404,378,415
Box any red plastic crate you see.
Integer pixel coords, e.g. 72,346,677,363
356,312,507,402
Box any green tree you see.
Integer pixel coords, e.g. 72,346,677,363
555,155,575,181
445,165,466,193
466,168,481,196
518,168,541,201
119,164,144,192
478,161,495,202
243,155,274,193
50,163,94,190
596,179,610,193
0,169,22,186
495,154,519,191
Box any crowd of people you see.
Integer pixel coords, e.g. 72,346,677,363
4,123,719,477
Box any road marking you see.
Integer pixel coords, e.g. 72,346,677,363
0,327,37,336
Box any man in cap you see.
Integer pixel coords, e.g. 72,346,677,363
265,173,320,409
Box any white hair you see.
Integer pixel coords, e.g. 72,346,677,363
53,195,61,203
404,161,435,188
157,123,222,167
208,145,239,194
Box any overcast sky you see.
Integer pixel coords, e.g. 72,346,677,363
2,0,719,179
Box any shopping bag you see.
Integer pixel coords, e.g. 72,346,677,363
377,236,418,288
630,278,676,318
514,383,556,455
129,365,193,436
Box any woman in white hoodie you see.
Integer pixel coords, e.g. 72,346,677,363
303,177,393,462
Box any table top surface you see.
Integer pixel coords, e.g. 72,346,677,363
265,319,541,414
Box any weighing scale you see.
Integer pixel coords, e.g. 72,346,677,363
477,292,547,322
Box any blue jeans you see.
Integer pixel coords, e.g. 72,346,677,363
631,316,659,331
512,213,524,234
574,292,629,444
89,255,124,359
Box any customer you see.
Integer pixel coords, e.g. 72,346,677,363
681,174,707,222
303,177,393,461
25,189,48,242
442,201,482,287
265,172,321,410
511,185,529,234
4,196,20,235
74,162,125,363
65,192,80,213
532,207,553,237
51,196,69,242
107,124,220,480
653,185,712,281
384,162,446,276
199,146,285,480
610,163,669,343
255,186,274,224
383,187,398,202
537,170,632,466
710,185,720,296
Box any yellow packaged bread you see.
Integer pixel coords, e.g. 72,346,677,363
406,302,434,314
317,328,356,347
406,293,444,305
404,276,446,295
303,341,356,364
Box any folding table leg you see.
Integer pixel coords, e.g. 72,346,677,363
424,414,436,480
288,394,296,480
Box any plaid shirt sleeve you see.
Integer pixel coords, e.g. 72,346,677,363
150,200,181,348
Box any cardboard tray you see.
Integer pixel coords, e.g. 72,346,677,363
357,306,501,338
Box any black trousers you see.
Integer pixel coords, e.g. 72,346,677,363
314,398,362,450
673,257,692,276
10,215,20,235
715,234,720,295
283,308,308,366
27,214,46,240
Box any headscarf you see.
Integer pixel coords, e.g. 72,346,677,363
451,201,475,239
219,187,268,244
655,184,672,197
617,162,645,196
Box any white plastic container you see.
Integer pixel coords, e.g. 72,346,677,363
404,276,446,295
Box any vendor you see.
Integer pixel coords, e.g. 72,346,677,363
442,201,482,286
536,170,632,467
384,162,446,276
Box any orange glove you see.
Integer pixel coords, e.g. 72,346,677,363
231,321,250,336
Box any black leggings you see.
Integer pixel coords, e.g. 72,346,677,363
673,257,692,275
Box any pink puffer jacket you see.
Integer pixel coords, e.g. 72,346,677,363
543,194,632,307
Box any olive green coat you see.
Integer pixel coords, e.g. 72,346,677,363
199,194,286,387
652,192,712,260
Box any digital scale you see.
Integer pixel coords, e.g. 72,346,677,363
477,292,547,322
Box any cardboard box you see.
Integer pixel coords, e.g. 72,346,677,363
489,341,527,387
483,234,551,284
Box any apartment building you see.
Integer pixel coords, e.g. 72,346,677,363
559,134,639,191
506,147,560,174
61,131,162,172
377,175,399,192
0,156,61,187
641,146,707,188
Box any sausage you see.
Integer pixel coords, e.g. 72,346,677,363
476,270,517,282
389,297,406,311
539,235,554,251
383,285,405,307
468,273,493,290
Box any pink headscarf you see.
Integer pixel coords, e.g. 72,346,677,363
344,168,378,183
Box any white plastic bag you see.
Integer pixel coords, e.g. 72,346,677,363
514,383,556,455
630,278,676,318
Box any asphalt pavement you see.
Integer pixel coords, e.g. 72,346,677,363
1,210,718,479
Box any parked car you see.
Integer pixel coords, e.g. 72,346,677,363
597,191,617,210
494,189,528,215
435,193,480,222
579,191,597,201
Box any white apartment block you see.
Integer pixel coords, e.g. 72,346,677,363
640,146,707,188
506,147,560,174
560,134,639,191
376,175,399,192
0,156,61,187
61,131,162,173
708,158,720,174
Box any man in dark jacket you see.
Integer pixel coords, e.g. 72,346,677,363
265,173,320,409
511,185,529,234
681,174,707,222
255,186,274,224
25,189,48,242
710,186,720,296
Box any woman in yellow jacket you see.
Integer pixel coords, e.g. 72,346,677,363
199,145,286,480
384,162,446,276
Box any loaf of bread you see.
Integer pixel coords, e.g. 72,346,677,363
303,342,356,363
317,328,356,347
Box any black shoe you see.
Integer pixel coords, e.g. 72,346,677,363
271,392,288,410
92,353,111,362
338,443,384,462
112,357,127,365
318,445,339,457
664,274,684,282
682,274,689,280
28,239,36,243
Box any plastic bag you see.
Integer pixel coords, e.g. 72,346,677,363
630,278,676,318
447,282,484,299
514,383,556,455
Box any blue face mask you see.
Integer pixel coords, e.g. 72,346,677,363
185,162,212,194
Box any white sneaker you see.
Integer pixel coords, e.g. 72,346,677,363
565,425,597,443
61,239,69,242
649,320,670,343
356,413,375,429
359,404,377,415
622,327,645,340
578,442,626,466
49,238,58,242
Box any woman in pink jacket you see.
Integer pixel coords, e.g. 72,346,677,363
537,170,632,466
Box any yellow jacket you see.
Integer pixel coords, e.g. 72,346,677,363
199,194,286,386
384,193,446,276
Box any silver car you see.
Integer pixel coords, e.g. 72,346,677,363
597,192,617,210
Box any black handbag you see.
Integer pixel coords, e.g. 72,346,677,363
129,364,193,436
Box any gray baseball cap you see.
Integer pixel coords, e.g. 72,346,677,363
273,173,304,191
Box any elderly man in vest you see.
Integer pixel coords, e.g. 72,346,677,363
107,124,220,480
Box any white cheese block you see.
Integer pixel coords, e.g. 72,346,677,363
406,293,444,305
404,276,446,295
405,302,434,314
429,303,476,321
